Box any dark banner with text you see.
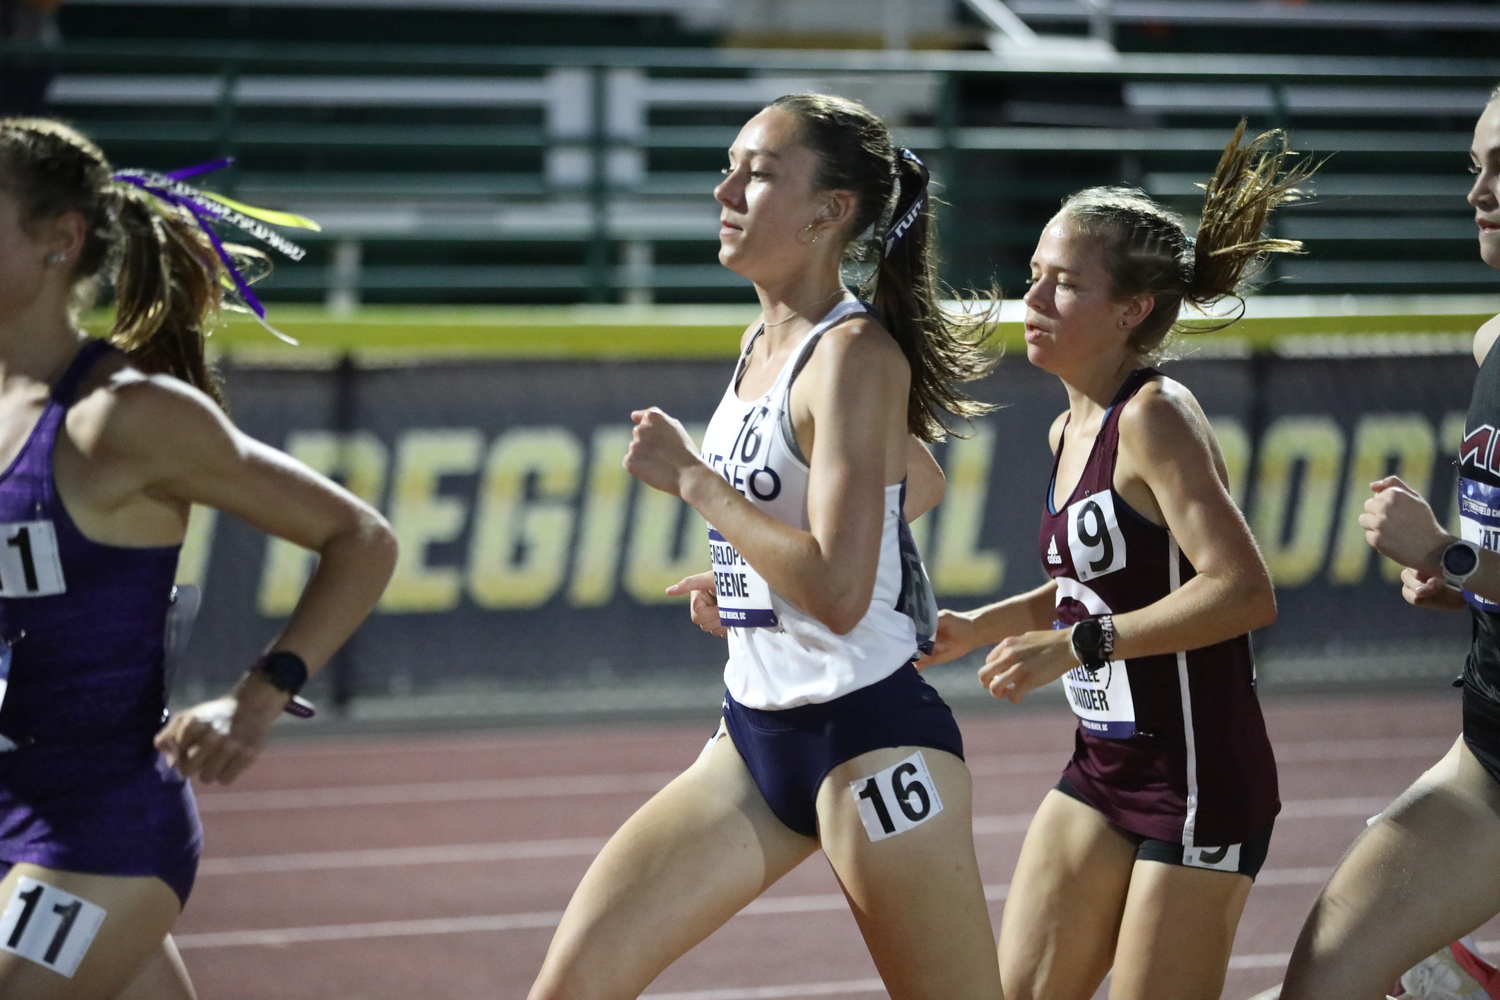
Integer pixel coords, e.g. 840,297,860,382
174,352,1478,697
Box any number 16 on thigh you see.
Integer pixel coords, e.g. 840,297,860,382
0,877,106,978
851,751,944,842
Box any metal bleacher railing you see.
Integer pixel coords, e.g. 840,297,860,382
34,38,1500,306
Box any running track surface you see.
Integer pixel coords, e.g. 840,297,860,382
177,689,1486,1000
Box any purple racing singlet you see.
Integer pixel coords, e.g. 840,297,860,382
1041,368,1279,848
0,340,200,904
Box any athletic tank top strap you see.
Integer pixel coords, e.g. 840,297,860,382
49,340,115,408
774,298,872,462
1078,367,1158,498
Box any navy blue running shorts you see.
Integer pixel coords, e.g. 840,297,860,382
1054,776,1273,879
720,663,965,838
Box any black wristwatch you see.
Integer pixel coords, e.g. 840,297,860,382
252,651,317,718
1070,615,1115,668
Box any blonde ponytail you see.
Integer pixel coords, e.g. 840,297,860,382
1060,119,1319,358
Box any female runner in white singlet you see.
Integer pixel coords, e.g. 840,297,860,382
921,123,1313,1000
528,94,1002,1000
1273,86,1500,1000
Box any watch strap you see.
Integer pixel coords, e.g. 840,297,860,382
254,650,309,696
1443,539,1483,591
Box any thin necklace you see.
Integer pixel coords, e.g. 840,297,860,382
761,288,845,327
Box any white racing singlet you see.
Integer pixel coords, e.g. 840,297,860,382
699,298,937,710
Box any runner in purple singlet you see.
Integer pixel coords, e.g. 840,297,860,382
0,120,396,1000
921,123,1313,1000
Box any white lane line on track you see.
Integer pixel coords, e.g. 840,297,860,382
196,736,1451,813
198,837,611,875
177,869,1335,950
196,771,678,813
193,800,1380,876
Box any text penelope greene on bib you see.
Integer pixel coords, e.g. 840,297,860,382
708,527,779,627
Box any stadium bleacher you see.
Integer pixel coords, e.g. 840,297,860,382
33,0,1500,306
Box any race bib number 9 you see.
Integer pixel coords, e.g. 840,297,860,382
1067,493,1127,583
1183,843,1241,873
0,521,64,597
0,877,106,978
708,527,778,628
849,750,944,842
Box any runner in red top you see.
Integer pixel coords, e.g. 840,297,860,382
924,121,1313,1000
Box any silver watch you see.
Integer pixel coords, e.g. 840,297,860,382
1442,539,1483,591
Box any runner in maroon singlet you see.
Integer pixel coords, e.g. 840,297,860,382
922,122,1314,1000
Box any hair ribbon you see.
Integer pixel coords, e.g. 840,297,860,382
882,147,930,257
110,157,320,345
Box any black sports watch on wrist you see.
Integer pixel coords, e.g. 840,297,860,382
251,651,317,719
1071,618,1105,668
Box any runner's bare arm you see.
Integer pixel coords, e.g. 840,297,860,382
627,319,908,634
1102,379,1277,659
86,377,396,780
919,581,1058,668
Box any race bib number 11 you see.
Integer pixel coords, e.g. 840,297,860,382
849,750,944,842
0,877,106,978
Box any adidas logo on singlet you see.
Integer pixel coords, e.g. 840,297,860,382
1046,535,1062,565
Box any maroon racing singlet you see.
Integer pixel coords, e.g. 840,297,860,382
1041,368,1279,849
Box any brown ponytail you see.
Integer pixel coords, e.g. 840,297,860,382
0,117,244,406
1061,119,1318,358
769,94,998,442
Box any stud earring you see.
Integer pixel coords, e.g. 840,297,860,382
1118,320,1127,327
46,252,65,265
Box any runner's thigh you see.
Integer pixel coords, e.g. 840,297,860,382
0,864,181,1000
115,936,194,1000
817,746,1002,1000
1281,736,1500,1000
1108,860,1251,1000
530,732,819,1000
999,789,1136,1000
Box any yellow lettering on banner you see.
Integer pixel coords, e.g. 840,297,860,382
468,428,584,609
1443,410,1468,535
1207,416,1251,510
625,424,706,604
931,421,1004,596
380,429,482,614
175,505,218,588
1251,416,1346,587
260,431,390,616
1329,415,1436,585
568,426,635,607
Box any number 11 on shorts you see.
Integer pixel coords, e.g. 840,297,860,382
849,750,944,842
0,877,106,978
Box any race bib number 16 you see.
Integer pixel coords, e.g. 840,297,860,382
0,877,106,978
849,751,944,842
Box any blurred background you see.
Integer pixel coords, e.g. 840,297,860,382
22,0,1499,723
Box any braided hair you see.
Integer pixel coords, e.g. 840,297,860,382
0,118,245,405
769,93,997,442
1061,120,1316,358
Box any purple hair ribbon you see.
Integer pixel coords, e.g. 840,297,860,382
882,147,931,257
110,158,319,346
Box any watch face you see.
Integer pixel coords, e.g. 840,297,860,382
1445,544,1480,576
